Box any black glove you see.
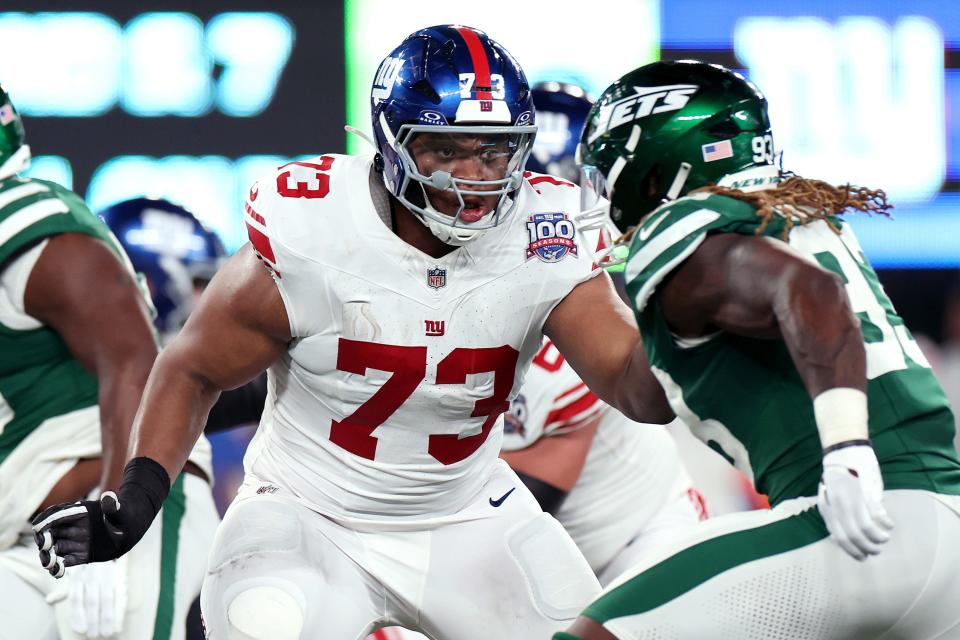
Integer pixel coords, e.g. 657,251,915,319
31,457,171,578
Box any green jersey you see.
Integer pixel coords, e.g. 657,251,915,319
0,176,133,464
624,191,960,505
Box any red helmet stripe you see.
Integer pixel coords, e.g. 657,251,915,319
456,27,493,100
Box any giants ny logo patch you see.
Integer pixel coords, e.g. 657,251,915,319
526,213,578,263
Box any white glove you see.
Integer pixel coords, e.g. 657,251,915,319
817,444,894,561
47,556,128,638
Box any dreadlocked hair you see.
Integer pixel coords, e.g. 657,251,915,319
690,175,892,239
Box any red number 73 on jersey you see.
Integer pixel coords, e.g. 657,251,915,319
329,339,519,465
276,156,334,199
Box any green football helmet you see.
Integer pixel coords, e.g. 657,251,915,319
578,60,774,231
0,84,29,179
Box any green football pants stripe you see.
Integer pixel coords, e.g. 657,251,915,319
153,474,186,640
584,506,829,623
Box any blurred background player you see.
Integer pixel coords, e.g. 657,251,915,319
501,338,706,585
99,197,227,345
0,86,218,640
525,82,591,183
561,59,960,640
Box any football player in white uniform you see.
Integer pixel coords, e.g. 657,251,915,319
32,26,674,639
501,338,707,586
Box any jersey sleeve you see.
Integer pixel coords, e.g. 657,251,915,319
501,340,606,452
0,179,108,269
243,156,342,338
0,239,46,329
521,175,606,329
623,193,773,313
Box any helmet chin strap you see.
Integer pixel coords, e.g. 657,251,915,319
413,170,523,246
663,162,692,202
417,182,498,246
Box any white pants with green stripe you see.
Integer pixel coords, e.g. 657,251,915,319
0,473,219,640
584,490,960,640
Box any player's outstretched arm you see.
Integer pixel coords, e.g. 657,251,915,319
24,233,158,494
32,245,291,575
544,272,673,425
660,232,893,560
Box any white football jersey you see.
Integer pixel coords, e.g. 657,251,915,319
240,154,599,522
502,339,702,573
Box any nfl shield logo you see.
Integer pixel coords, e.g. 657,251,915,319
427,266,446,289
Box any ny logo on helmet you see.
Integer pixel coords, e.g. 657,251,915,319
588,84,699,143
372,57,404,103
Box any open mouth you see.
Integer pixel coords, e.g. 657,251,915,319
459,199,489,223
429,190,497,223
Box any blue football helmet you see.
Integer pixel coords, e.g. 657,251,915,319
371,25,537,245
100,198,226,338
526,82,592,183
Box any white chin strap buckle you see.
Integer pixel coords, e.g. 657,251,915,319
664,162,692,201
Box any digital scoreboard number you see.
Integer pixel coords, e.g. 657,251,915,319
0,4,342,251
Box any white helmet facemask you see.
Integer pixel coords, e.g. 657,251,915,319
384,123,536,245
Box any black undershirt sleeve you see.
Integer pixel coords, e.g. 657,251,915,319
515,471,569,516
204,373,268,433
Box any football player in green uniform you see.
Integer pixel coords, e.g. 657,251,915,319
558,61,960,639
0,85,218,640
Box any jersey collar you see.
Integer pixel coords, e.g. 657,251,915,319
716,164,781,192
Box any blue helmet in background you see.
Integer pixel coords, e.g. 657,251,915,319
100,197,226,337
526,82,592,183
371,24,537,245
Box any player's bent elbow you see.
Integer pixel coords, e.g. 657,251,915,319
630,402,675,426
151,345,222,398
611,362,674,425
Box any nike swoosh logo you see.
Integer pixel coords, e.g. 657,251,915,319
489,487,516,508
638,209,671,241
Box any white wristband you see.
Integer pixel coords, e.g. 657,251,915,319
812,388,869,449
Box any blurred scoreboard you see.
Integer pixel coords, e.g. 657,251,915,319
0,3,342,251
1,2,957,266
659,0,960,268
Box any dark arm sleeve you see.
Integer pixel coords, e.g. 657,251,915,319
204,373,268,433
515,471,569,516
